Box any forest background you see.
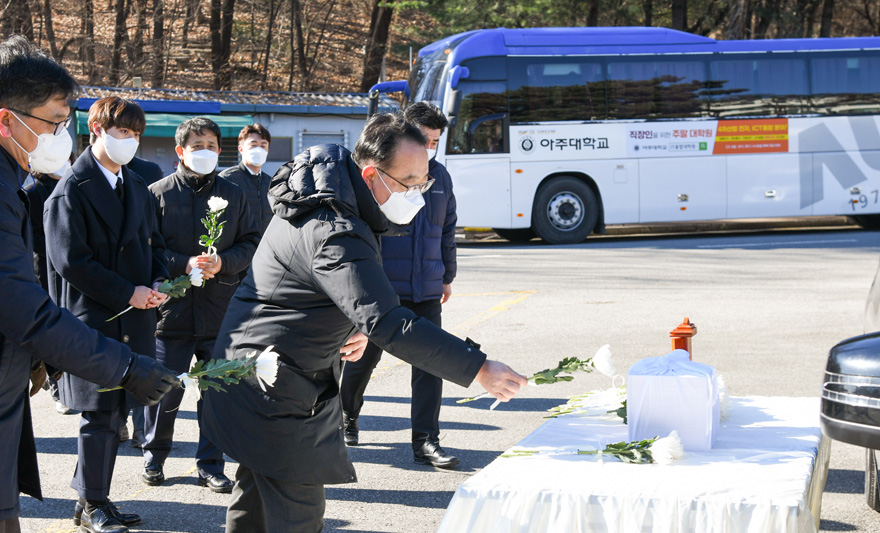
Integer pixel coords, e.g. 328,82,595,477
0,0,878,95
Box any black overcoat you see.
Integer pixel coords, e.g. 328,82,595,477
44,148,169,411
202,145,486,485
149,167,259,339
0,145,131,521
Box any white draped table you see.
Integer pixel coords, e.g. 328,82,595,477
438,396,830,533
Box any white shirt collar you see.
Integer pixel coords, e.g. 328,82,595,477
92,154,123,190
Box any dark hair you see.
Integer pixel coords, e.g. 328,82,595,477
238,123,271,144
0,35,79,112
175,116,221,147
404,102,448,132
88,96,146,144
352,112,426,168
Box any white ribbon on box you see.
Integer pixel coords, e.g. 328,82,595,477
627,349,720,451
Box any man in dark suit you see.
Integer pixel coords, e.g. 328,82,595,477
218,124,273,237
44,96,170,533
0,35,178,533
127,156,163,186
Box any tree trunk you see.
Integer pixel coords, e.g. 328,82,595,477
727,0,748,39
210,0,222,89
260,0,278,90
18,0,35,41
359,0,395,92
671,0,687,30
219,0,236,89
183,0,197,48
42,0,58,58
81,0,96,83
643,0,653,26
819,0,834,37
131,0,147,76
292,0,307,90
587,0,599,26
152,0,165,87
109,0,127,86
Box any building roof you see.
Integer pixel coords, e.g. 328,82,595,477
77,86,400,115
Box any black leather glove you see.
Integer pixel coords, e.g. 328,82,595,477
119,353,181,406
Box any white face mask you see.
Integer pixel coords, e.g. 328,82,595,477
9,111,73,175
243,146,268,167
50,160,71,179
426,148,437,160
372,169,425,225
101,129,139,166
183,149,219,175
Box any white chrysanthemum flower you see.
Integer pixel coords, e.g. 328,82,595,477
591,344,616,377
207,196,228,212
178,373,201,400
717,373,730,420
650,430,685,465
254,345,280,391
189,267,204,287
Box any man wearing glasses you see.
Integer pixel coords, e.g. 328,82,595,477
340,102,462,468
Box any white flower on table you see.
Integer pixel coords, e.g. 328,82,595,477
591,344,616,377
189,266,204,287
254,345,280,391
649,430,685,465
207,196,228,213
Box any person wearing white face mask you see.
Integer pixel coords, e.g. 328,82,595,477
218,124,273,239
43,96,174,532
144,117,260,495
341,102,461,468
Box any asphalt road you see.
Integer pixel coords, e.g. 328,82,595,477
19,227,880,532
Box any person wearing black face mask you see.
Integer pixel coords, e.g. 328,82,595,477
340,102,461,468
201,111,527,533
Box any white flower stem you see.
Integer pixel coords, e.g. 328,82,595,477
105,305,134,322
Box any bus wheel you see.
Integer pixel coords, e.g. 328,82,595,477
492,228,536,242
853,215,880,230
532,177,598,244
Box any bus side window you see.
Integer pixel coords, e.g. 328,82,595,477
508,58,607,122
446,80,509,155
606,59,708,120
811,52,880,116
708,55,809,117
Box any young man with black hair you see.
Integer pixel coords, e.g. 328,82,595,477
0,35,178,533
219,124,273,238
201,112,526,532
144,117,259,494
340,102,461,467
44,96,171,533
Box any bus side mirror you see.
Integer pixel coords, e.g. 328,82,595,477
448,90,463,117
449,66,470,89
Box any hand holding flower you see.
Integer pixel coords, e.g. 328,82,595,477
129,285,156,309
150,282,168,307
475,360,528,403
196,253,222,276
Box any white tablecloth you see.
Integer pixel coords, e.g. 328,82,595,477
438,396,830,533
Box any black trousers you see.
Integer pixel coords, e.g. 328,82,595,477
340,298,443,450
0,518,20,533
225,463,324,533
142,336,224,477
70,400,127,501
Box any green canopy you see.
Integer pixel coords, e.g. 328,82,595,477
76,111,253,138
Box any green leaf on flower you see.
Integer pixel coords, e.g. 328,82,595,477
528,356,594,385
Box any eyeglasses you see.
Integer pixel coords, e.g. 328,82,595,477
375,167,435,194
9,108,72,135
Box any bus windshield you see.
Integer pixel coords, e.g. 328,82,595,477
406,48,449,108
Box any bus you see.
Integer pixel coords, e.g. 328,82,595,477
398,27,880,244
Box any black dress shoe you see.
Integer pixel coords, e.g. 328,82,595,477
79,502,129,533
198,473,233,493
343,411,359,446
414,441,460,469
74,501,141,527
142,463,165,486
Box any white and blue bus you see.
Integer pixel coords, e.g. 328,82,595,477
398,27,880,243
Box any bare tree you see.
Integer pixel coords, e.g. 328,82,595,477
2,0,35,41
210,0,236,90
288,0,307,91
727,0,750,38
109,0,127,86
81,0,96,83
819,0,835,36
42,0,59,58
672,0,688,30
182,0,198,48
587,0,599,26
644,0,654,26
260,0,281,90
359,0,395,92
152,0,165,87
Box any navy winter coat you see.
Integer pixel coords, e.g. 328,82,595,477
0,146,131,520
381,158,457,302
202,145,485,485
44,147,169,411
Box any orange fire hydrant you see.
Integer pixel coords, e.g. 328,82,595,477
670,318,697,359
